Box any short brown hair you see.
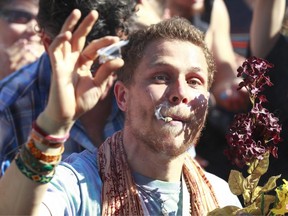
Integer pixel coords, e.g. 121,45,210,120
117,17,215,89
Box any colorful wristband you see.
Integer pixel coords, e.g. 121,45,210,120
20,146,56,174
32,121,69,144
26,138,64,163
15,154,55,184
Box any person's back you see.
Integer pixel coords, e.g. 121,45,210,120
0,0,44,79
0,0,136,176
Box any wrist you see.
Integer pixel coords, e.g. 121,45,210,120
36,112,74,137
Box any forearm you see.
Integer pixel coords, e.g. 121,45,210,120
0,112,70,215
0,161,49,215
250,0,286,58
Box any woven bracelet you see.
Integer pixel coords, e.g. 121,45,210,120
26,138,64,163
15,154,55,184
20,147,56,174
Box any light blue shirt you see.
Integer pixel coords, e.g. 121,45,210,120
42,148,241,215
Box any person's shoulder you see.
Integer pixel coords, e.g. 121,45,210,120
46,149,101,215
0,53,51,110
205,172,242,208
61,149,99,174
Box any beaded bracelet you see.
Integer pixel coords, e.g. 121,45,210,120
15,153,55,184
26,138,64,163
20,146,57,174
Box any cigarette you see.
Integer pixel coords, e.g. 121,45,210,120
97,40,129,64
155,106,173,122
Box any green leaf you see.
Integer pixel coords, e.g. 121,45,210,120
242,174,261,205
207,206,241,216
242,202,261,215
228,170,244,195
247,152,269,175
255,194,276,215
251,186,262,203
260,175,282,193
244,174,260,191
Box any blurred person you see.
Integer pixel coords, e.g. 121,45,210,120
249,0,288,183
0,0,136,176
0,15,241,215
133,0,163,28
0,0,44,79
224,0,253,62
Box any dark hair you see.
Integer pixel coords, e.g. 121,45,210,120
37,0,136,42
118,17,215,89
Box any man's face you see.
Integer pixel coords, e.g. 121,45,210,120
121,39,210,157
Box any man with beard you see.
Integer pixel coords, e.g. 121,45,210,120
0,10,241,215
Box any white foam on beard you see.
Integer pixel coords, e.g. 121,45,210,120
152,91,208,123
155,101,192,123
155,106,173,122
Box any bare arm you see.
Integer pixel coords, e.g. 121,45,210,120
0,9,124,215
250,0,286,58
208,0,237,80
208,0,249,112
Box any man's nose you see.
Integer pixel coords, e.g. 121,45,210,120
25,19,38,34
168,79,189,104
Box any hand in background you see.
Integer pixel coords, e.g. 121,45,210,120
212,77,250,113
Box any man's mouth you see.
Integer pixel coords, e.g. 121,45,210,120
155,106,191,123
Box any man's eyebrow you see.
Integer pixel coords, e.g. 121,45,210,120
148,60,170,68
148,60,205,74
187,66,203,73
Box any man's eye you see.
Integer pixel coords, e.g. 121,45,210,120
187,79,202,86
154,75,169,83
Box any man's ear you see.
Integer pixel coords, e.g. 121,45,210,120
114,80,129,112
41,33,52,52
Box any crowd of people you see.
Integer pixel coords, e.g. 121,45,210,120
0,0,287,214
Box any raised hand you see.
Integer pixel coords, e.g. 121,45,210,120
37,9,124,135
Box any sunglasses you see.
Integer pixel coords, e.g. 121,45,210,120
0,9,36,24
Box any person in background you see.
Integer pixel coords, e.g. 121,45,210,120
0,0,136,176
0,14,241,215
249,0,288,183
0,0,44,79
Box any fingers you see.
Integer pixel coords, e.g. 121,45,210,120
93,58,124,87
80,36,120,64
56,9,99,53
48,31,73,63
59,9,81,34
71,10,98,52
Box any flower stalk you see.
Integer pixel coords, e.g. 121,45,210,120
208,57,287,215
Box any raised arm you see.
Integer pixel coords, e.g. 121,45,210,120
250,0,286,58
0,9,123,215
208,0,249,112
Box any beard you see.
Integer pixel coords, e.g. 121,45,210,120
125,101,208,158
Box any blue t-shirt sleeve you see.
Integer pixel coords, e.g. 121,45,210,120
42,150,102,216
